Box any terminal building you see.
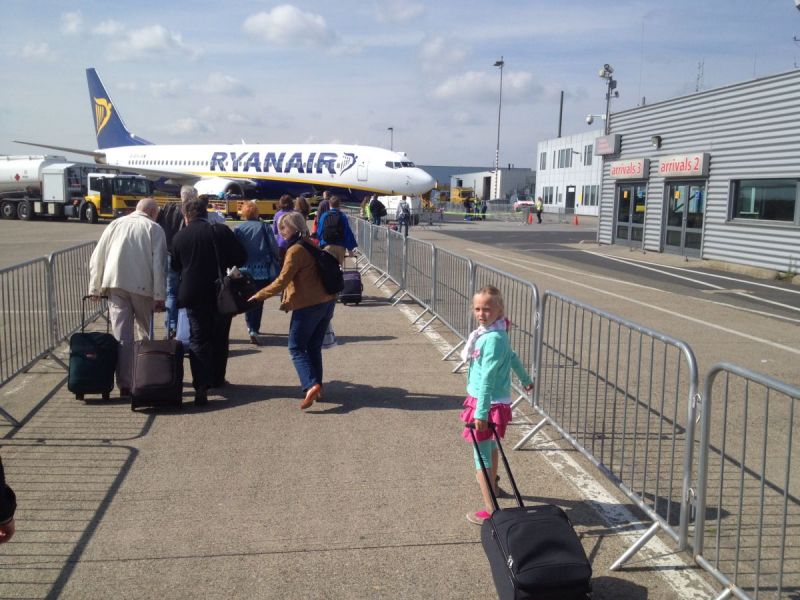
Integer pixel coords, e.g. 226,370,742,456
535,130,604,218
450,166,535,201
596,68,800,272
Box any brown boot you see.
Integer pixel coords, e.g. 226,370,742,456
301,383,321,410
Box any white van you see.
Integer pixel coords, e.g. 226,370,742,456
378,194,422,225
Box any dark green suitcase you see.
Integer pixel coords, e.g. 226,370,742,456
68,296,118,401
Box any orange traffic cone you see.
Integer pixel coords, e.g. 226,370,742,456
527,212,533,225
572,213,579,226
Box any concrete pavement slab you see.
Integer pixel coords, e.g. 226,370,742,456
1,262,717,599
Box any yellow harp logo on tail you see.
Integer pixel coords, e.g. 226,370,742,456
93,97,113,136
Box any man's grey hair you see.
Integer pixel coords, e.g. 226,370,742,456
180,185,198,203
136,197,160,218
329,195,342,208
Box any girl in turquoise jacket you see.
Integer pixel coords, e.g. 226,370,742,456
460,285,533,525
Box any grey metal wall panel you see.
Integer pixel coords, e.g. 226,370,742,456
602,69,800,271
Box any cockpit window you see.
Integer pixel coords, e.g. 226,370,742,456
401,161,415,167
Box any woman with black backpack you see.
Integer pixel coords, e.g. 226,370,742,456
248,211,338,410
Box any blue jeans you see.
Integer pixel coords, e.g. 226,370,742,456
165,255,181,333
244,279,269,334
288,300,335,391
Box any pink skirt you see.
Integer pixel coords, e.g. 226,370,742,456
460,395,512,442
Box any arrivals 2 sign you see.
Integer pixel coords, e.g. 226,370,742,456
658,153,710,178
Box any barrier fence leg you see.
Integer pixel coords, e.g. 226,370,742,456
411,307,431,325
442,340,465,361
390,290,409,305
419,314,438,332
451,359,467,373
513,417,548,450
609,522,660,571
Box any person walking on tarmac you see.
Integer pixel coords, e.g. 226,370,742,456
395,195,412,237
535,196,544,224
88,198,167,399
368,195,386,226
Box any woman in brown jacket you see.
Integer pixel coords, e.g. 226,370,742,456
249,211,337,409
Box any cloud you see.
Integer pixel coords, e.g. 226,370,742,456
419,36,467,72
61,11,82,35
242,5,337,47
169,117,214,136
432,70,539,104
149,80,185,98
202,73,253,96
15,43,54,61
374,1,425,23
108,25,200,61
92,20,124,36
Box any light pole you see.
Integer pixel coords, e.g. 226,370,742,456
493,57,504,199
598,64,618,135
387,127,394,151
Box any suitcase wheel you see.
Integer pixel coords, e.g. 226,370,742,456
76,393,84,401
102,393,110,401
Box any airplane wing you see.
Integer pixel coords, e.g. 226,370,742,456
13,140,106,162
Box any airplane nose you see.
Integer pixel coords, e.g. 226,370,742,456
412,169,435,193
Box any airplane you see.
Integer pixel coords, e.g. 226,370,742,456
14,68,436,201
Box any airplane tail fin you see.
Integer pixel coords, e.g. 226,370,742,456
86,68,152,149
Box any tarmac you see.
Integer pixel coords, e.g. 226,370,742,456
0,248,721,600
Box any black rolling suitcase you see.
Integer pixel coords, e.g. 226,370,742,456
340,269,363,305
68,296,118,401
130,339,184,410
468,424,592,600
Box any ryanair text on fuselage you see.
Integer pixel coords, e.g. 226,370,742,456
208,151,357,176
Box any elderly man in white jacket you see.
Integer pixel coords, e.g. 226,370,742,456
89,198,167,398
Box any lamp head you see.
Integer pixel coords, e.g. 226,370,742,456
586,115,594,125
494,59,505,68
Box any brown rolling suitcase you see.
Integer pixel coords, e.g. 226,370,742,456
131,339,184,410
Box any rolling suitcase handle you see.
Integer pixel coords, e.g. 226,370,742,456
467,422,524,511
81,295,111,334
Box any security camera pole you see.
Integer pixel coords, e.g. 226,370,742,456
599,63,619,135
599,64,617,136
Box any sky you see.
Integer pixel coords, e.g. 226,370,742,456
2,0,799,169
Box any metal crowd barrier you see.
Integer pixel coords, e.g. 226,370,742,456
49,242,102,343
695,364,800,600
431,248,473,342
517,290,700,569
0,242,99,426
0,257,54,425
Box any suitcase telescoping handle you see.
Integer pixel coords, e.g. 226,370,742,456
81,295,111,334
467,422,524,511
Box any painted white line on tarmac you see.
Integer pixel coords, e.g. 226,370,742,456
584,250,800,296
513,416,716,599
582,251,726,290
582,250,800,313
367,273,715,597
469,249,800,356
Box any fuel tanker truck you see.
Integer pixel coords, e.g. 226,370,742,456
0,155,152,222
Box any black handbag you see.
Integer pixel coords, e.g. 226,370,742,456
211,225,258,315
216,271,259,315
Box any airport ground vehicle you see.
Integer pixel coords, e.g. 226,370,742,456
83,172,154,223
0,154,150,222
450,186,476,204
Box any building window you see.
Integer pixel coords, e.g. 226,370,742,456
556,149,574,169
583,145,593,166
731,179,798,223
581,185,599,206
542,186,554,204
539,151,546,170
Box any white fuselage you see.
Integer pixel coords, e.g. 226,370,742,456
102,143,435,199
